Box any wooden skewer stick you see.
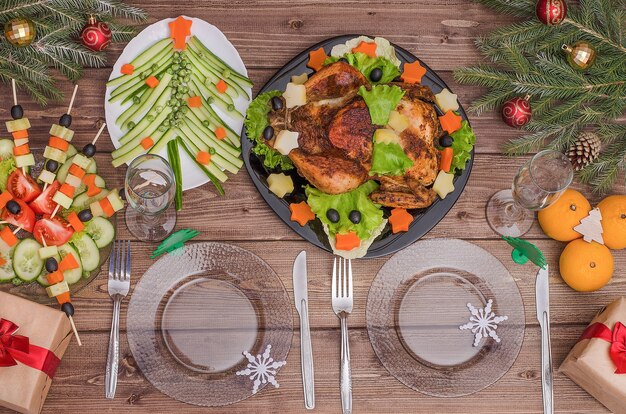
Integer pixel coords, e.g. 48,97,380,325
12,226,21,235
68,315,82,346
67,85,78,115
92,123,106,145
50,204,60,219
11,79,17,106
43,182,48,191
41,237,47,248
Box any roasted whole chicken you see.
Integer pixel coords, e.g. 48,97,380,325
267,61,444,209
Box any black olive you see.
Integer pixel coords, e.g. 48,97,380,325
82,143,96,157
10,105,23,120
349,210,361,224
326,208,340,223
45,159,59,172
270,96,284,111
6,200,20,215
78,209,93,222
439,135,454,148
369,68,383,82
61,302,74,317
262,125,274,141
59,113,72,127
119,188,127,201
45,257,58,273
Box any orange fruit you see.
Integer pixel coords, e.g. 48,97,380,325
597,195,626,250
559,239,614,292
538,189,591,241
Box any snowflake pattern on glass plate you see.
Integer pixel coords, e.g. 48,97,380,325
236,344,287,394
459,299,508,347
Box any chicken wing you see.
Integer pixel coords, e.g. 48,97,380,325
289,149,368,194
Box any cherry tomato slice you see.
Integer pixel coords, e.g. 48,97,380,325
7,169,42,203
32,215,74,247
1,199,35,233
29,181,61,216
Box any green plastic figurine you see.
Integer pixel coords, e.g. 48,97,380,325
502,236,547,269
151,228,200,259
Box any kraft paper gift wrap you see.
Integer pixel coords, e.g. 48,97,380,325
560,297,626,414
0,291,72,414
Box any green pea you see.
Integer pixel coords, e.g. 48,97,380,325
209,147,216,155
158,125,167,132
155,106,163,113
146,114,155,122
180,105,189,114
140,72,148,80
202,120,210,128
172,64,180,72
206,96,214,104
132,96,141,104
151,63,159,71
175,92,183,99
222,69,231,79
166,68,174,75
127,121,136,129
183,75,191,82
163,119,171,127
227,104,235,111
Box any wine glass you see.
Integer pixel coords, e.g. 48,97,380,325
124,154,177,242
486,150,574,237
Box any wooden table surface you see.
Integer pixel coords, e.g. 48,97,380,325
2,1,625,413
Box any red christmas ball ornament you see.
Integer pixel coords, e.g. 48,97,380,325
501,96,532,128
80,16,111,52
536,0,567,26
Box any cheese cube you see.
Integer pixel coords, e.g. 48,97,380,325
14,138,28,147
274,130,300,156
6,118,30,133
46,280,69,298
90,200,104,217
388,111,410,133
38,170,56,185
64,174,82,188
15,154,35,168
283,83,307,108
49,124,74,141
72,154,90,169
267,173,294,198
107,189,124,212
52,191,73,209
433,170,455,199
39,246,58,260
43,146,67,163
374,128,401,146
291,73,309,85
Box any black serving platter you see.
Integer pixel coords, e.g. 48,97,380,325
241,35,474,258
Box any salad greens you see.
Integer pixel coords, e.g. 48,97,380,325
324,53,400,84
370,141,413,176
450,120,476,173
330,36,401,67
0,158,16,192
358,85,405,125
244,90,294,171
306,181,384,240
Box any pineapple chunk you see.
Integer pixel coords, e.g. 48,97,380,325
267,173,294,198
283,83,307,108
274,130,300,155
38,170,56,185
46,281,69,298
15,154,35,168
433,170,455,199
291,73,309,85
388,111,410,133
435,88,459,113
6,118,30,133
374,128,401,146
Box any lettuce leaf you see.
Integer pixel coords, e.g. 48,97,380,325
244,90,294,171
449,120,476,173
0,157,16,192
305,181,384,240
370,141,413,176
330,36,401,67
358,85,405,125
324,53,400,84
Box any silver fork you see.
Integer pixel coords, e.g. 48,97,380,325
332,257,353,414
105,240,131,399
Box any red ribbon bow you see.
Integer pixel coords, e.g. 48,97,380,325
580,321,626,374
0,318,60,378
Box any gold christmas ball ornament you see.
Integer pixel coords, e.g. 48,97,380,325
4,18,36,47
562,41,597,70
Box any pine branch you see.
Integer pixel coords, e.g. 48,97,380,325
86,0,147,21
0,0,47,19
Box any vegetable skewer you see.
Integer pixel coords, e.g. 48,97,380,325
6,80,34,175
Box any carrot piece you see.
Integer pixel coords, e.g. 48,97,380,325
0,256,6,267
46,270,64,285
59,253,80,271
335,232,361,251
307,47,329,71
439,147,454,173
82,174,96,186
168,16,193,50
0,192,11,210
67,211,85,233
195,151,211,165
121,63,134,75
100,198,115,217
59,183,75,198
214,127,227,140
49,136,69,151
216,79,228,94
141,137,154,150
87,185,102,197
13,144,30,156
187,96,202,108
1,227,17,247
401,60,427,84
352,41,377,58
145,76,159,88
11,130,28,140
289,201,316,226
55,292,71,305
68,164,85,179
389,208,414,233
439,111,463,134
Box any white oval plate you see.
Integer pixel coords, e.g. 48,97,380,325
105,16,251,191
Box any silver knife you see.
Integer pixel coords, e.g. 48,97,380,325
536,265,553,414
293,251,315,409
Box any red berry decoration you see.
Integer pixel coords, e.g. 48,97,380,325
501,96,532,128
80,16,112,52
536,0,567,26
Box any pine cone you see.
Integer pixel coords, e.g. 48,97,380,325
567,131,601,171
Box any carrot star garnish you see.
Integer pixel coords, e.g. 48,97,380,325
401,60,427,84
289,201,316,226
389,208,414,233
169,16,193,50
438,110,463,134
352,41,377,58
307,47,329,71
335,232,361,251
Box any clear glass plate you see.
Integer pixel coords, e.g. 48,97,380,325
126,242,293,407
366,239,525,397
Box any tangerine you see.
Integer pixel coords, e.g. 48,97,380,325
559,239,613,292
597,195,626,250
538,189,591,241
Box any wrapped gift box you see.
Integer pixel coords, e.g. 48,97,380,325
0,291,72,414
560,297,626,414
